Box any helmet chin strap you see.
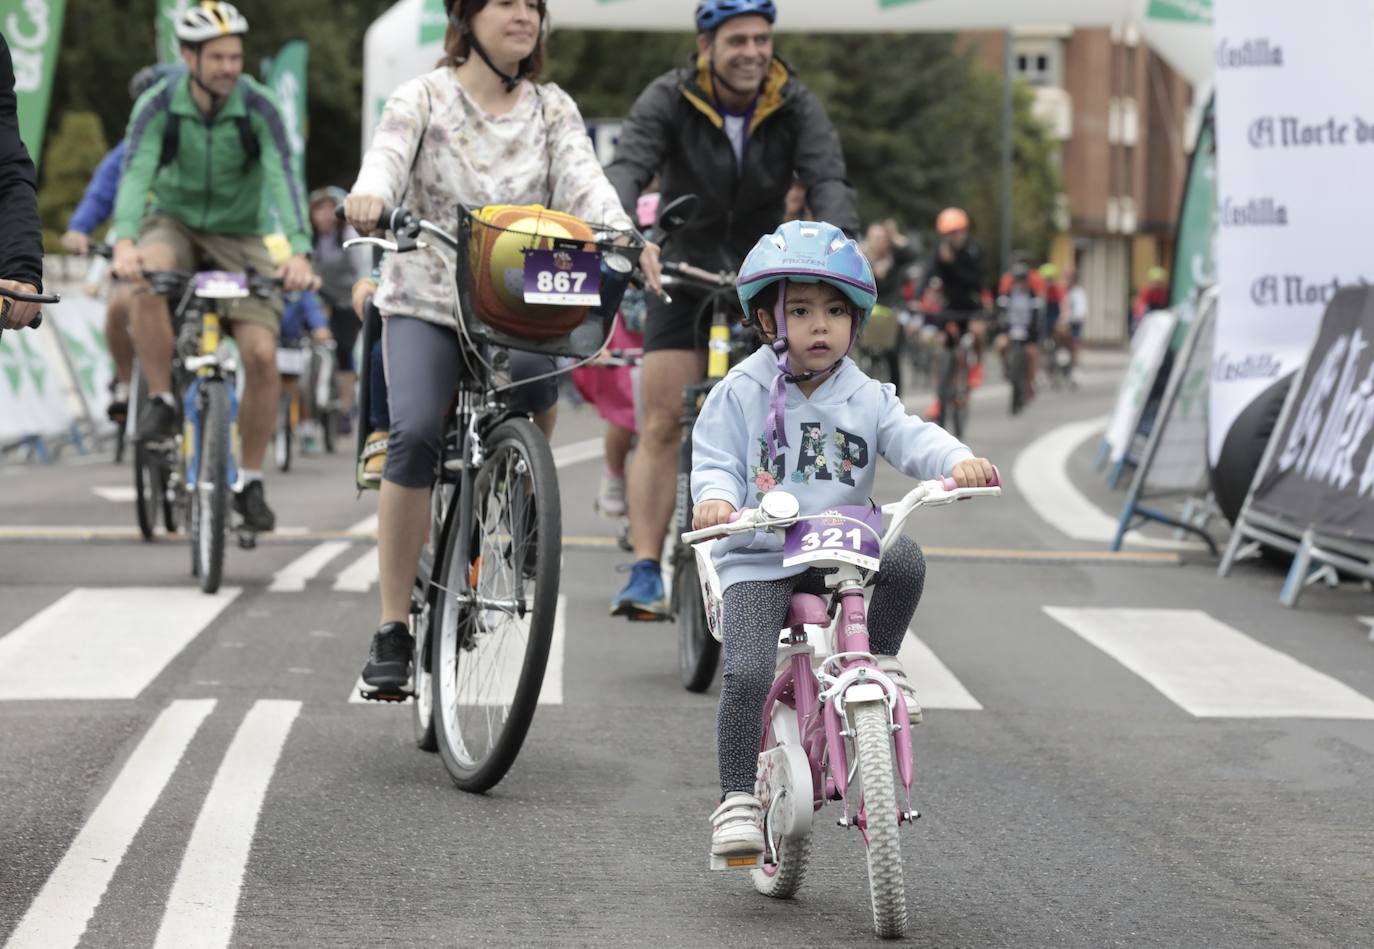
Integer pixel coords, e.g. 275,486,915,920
468,36,524,92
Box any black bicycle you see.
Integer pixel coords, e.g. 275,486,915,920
347,204,643,792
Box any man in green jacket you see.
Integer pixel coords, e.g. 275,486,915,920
111,1,314,533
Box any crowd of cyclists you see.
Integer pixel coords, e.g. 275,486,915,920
49,0,1104,864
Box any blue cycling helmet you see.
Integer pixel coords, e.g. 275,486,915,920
738,221,878,461
738,220,877,336
695,0,777,33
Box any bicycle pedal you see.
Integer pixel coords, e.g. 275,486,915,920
710,852,764,871
236,529,257,550
358,686,412,703
625,610,670,623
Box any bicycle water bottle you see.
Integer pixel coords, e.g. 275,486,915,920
707,321,730,378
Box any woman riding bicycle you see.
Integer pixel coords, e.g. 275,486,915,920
689,220,995,857
344,0,661,696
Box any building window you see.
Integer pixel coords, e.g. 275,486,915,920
1013,39,1062,87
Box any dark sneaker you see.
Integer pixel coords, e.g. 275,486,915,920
361,621,413,698
135,397,177,444
610,558,668,618
233,480,276,533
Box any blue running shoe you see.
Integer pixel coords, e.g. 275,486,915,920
610,558,668,619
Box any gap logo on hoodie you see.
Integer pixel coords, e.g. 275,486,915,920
753,425,870,498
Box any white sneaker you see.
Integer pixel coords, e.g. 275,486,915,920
710,792,764,856
595,473,627,518
878,656,924,725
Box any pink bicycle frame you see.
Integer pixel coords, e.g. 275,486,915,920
757,586,917,830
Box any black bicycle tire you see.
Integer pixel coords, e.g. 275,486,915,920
675,555,720,693
274,390,292,473
1009,344,1026,416
433,417,560,793
134,443,157,541
198,381,229,594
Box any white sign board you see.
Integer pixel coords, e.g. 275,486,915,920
1105,310,1178,465
1209,0,1374,464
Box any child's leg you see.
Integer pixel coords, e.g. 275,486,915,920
603,422,633,475
717,576,799,796
866,536,927,657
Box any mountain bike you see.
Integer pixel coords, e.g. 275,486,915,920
130,269,282,593
346,204,643,793
683,473,1001,938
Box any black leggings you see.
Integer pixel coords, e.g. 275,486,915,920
715,536,926,794
381,315,558,488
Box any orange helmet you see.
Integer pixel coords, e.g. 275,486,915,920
936,207,970,235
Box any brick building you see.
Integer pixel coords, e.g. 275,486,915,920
963,25,1194,342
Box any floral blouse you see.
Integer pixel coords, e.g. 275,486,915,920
352,68,634,327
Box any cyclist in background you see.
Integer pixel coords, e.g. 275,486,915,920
860,219,918,396
308,186,370,435
109,2,315,533
60,64,183,422
605,0,859,618
0,33,42,331
912,207,986,416
994,261,1043,401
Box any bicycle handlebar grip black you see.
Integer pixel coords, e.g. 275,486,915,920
335,203,413,232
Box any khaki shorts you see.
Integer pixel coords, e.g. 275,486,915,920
139,215,283,331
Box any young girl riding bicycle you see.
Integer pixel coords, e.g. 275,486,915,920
690,221,996,857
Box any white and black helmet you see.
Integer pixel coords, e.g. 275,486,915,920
175,1,249,44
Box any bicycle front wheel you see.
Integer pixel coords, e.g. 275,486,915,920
433,418,560,793
854,702,907,938
193,381,230,594
274,389,293,472
675,556,719,692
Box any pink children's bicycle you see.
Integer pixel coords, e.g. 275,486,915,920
682,473,1001,938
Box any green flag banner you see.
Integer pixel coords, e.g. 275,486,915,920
156,0,191,65
263,40,308,232
1168,95,1216,348
2,0,67,170
420,0,446,44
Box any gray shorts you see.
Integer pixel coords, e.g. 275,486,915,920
382,316,558,488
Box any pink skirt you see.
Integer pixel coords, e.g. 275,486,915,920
571,320,641,433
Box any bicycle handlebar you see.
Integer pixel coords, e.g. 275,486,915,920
0,285,60,333
660,260,736,290
681,468,1002,547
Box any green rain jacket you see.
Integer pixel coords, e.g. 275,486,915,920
112,73,311,255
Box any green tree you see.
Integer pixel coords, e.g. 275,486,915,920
37,111,109,251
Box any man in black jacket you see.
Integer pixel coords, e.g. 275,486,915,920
0,33,45,331
605,0,859,618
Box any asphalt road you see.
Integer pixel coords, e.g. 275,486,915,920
2,353,1372,948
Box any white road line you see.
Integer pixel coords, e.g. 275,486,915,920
348,596,566,704
898,633,982,710
332,547,379,593
91,486,136,503
552,437,603,469
3,700,215,949
1013,416,1197,550
154,700,301,949
0,589,239,701
266,541,350,593
1044,607,1374,719
346,512,378,535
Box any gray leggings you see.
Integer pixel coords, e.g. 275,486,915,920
382,315,559,488
716,536,926,795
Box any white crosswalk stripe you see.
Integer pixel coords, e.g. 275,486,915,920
0,589,240,701
1044,606,1374,719
268,542,351,593
898,632,983,710
332,547,379,593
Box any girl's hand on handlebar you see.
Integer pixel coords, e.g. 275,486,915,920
693,500,737,530
345,193,386,235
950,457,997,488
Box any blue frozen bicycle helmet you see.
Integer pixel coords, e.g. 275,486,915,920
695,0,777,33
737,220,877,461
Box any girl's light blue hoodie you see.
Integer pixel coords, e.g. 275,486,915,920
691,346,973,591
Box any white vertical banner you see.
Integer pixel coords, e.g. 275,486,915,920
1209,0,1374,465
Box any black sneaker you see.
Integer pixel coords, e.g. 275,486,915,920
361,621,413,698
233,480,276,533
136,397,177,444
